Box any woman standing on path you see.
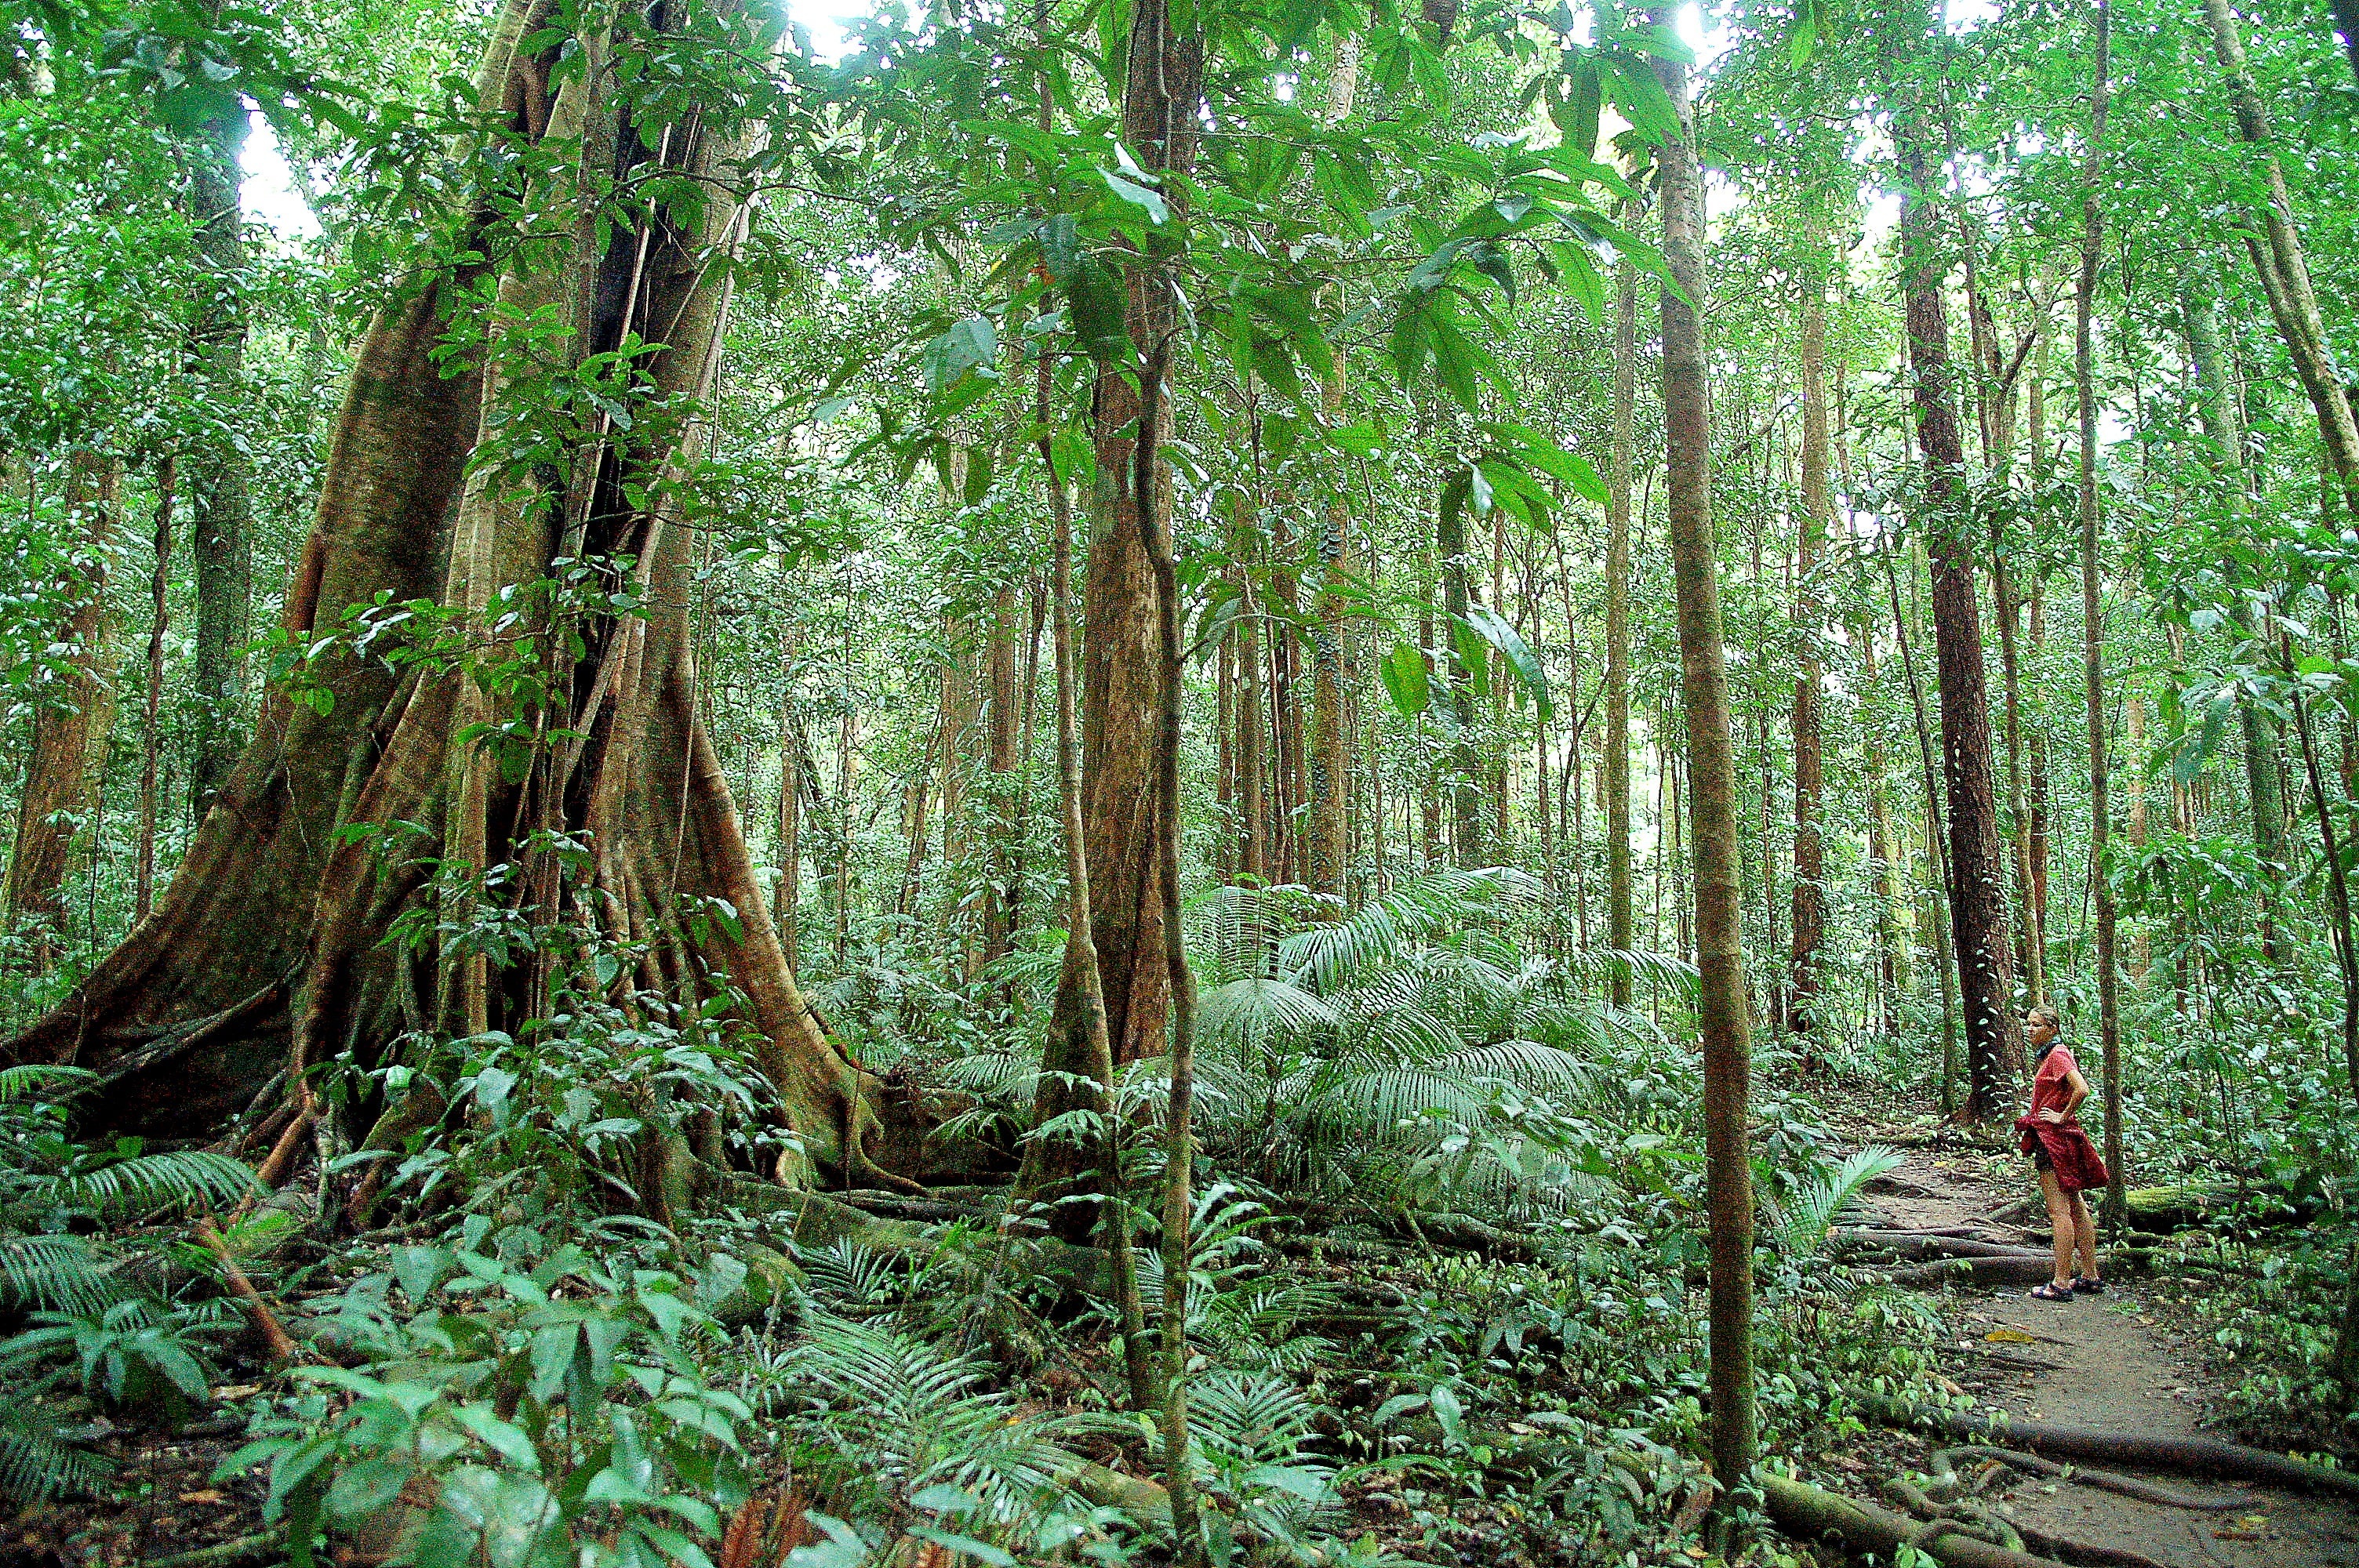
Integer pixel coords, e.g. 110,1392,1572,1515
2019,1005,2109,1301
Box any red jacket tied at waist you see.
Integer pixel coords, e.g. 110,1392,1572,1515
2016,1115,2110,1194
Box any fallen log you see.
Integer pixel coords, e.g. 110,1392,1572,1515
1756,1469,2066,1566
1857,1395,2359,1498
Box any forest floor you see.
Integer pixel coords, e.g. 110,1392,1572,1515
1833,1104,2359,1567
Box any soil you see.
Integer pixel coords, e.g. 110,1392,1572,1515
1841,1110,2359,1567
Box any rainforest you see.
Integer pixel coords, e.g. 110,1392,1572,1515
1,0,2358,1563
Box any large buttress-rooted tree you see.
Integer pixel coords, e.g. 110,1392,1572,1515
1889,21,2022,1120
1656,33,1755,1491
6,0,888,1185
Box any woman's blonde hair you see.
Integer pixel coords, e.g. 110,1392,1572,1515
2028,1004,2062,1032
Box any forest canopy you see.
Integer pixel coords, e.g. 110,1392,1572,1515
2,0,2359,1562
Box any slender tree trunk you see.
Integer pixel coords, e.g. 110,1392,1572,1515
777,688,802,976
1307,42,1360,910
1656,34,1754,1491
1893,56,2023,1121
1606,235,1637,1002
1234,495,1267,883
10,452,118,971
2200,0,2359,510
2183,257,2294,966
137,458,175,924
2077,0,2125,1222
1441,476,1483,866
187,80,254,825
981,576,1023,970
1884,530,1964,1114
1790,251,1830,1041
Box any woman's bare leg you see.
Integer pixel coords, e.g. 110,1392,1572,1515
2040,1170,2075,1288
2069,1190,2099,1281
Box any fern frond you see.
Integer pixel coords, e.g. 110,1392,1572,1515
0,1233,119,1315
1780,1145,1905,1261
38,1150,257,1216
0,1401,110,1501
0,1065,95,1106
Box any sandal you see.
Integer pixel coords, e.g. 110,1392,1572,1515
2073,1276,2105,1295
2028,1282,2076,1301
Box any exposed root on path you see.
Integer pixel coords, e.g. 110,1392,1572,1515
1859,1394,2359,1498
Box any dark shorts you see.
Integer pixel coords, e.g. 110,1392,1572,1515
2032,1145,2052,1173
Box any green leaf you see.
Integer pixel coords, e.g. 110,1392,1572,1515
904,1526,1016,1566
1460,606,1553,720
1379,643,1431,717
1101,168,1168,223
921,314,998,397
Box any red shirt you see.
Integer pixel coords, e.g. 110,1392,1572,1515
2030,1044,2081,1123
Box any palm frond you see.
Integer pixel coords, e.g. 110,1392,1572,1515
0,1233,118,1314
0,1065,95,1106
0,1401,110,1502
1779,1145,1905,1261
38,1150,257,1217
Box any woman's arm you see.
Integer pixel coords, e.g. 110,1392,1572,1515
2058,1065,2090,1117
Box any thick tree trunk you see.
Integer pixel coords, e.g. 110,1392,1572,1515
1024,0,1201,1234
1789,254,1830,1040
1894,83,2023,1123
10,452,119,971
5,0,883,1188
187,84,254,823
1605,241,1635,1000
1656,35,1754,1490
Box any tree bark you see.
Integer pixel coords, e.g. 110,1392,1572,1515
1892,56,2023,1122
1440,475,1484,866
1790,249,1830,1041
2182,257,2293,966
2077,0,2125,1221
5,0,882,1188
138,458,176,924
187,77,254,824
1025,0,1202,1234
1307,44,1360,910
10,451,119,971
1656,32,1755,1491
2199,0,2359,510
1605,238,1637,1002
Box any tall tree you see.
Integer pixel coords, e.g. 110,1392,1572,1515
9,452,119,971
1023,0,1204,1228
1605,229,1637,1004
2077,0,2124,1218
1307,40,1361,909
5,0,886,1187
1656,28,1755,1491
1888,9,2023,1120
185,62,254,821
1788,232,1830,1040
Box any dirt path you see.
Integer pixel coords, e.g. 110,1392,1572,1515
1843,1124,2359,1567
